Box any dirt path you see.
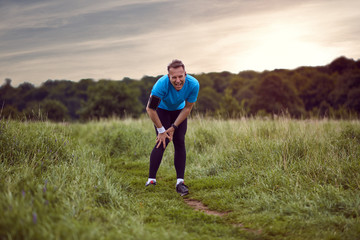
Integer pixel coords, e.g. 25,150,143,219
183,198,261,235
183,199,229,217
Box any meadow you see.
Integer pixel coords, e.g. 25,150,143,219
0,116,359,240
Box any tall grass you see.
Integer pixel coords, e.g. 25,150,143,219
1,117,359,239
186,117,360,239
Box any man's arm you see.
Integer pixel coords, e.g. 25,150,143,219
146,95,162,128
166,101,195,137
146,104,162,129
146,98,170,148
174,101,195,127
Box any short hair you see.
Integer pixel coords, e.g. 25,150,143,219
167,59,185,72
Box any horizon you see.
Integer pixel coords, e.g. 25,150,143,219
1,55,358,87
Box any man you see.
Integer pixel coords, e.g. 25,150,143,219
145,59,200,196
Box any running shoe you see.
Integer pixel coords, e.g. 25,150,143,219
176,182,189,196
145,180,156,187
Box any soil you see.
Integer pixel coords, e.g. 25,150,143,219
183,198,229,216
183,198,261,235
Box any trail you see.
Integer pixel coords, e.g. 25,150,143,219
183,198,261,235
114,160,261,235
183,199,229,217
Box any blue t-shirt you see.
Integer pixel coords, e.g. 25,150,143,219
151,74,200,111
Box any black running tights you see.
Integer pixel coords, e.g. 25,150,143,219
148,108,187,179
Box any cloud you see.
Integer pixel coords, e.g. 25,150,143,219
0,0,359,86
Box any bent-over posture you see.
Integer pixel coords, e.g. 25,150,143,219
145,59,200,196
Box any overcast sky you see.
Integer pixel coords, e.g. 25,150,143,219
1,0,359,86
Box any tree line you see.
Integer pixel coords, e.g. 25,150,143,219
1,56,360,121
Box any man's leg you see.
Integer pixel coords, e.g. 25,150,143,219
173,118,189,196
148,108,171,180
148,140,170,178
173,117,187,180
170,111,189,196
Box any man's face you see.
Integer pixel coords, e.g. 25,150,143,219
168,67,186,91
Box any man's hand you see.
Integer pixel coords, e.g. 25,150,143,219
165,127,175,142
156,132,171,149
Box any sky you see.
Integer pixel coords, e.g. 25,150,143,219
1,0,360,86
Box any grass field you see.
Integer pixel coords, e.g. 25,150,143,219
1,116,360,240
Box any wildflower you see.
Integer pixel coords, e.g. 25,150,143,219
43,179,48,192
22,190,25,197
32,212,37,224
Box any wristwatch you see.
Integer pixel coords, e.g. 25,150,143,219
171,123,178,130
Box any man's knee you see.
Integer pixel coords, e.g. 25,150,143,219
173,137,185,148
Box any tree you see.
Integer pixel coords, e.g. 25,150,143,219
289,72,311,94
249,73,305,117
209,71,231,93
328,56,356,74
138,75,158,107
76,79,95,101
45,80,79,119
194,74,213,89
79,80,142,120
22,100,69,121
195,86,221,115
300,72,335,111
14,82,35,111
217,89,242,118
238,70,259,80
0,78,17,106
329,70,360,110
345,88,360,112
0,56,359,121
0,105,20,119
41,99,69,121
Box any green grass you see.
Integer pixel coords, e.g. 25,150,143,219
1,117,359,239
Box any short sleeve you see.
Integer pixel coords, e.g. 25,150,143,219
187,81,200,103
151,75,168,99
